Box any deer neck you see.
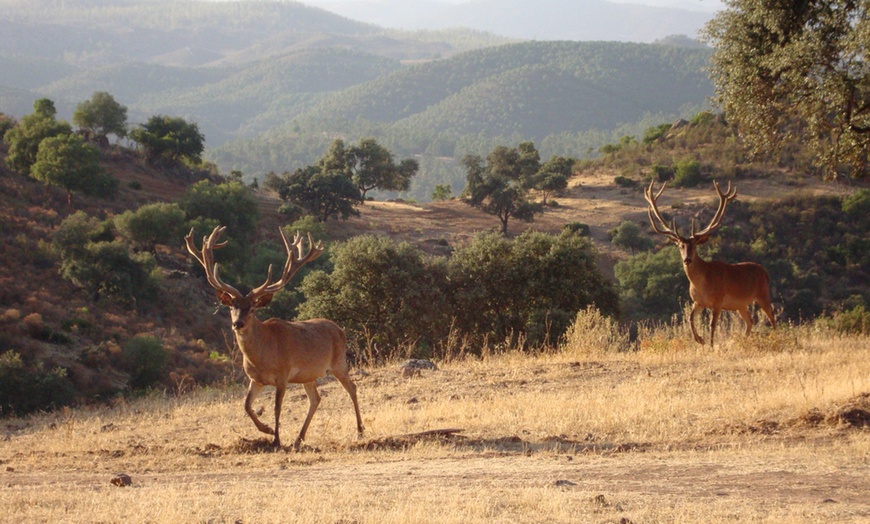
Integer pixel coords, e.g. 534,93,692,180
682,250,710,284
233,316,266,363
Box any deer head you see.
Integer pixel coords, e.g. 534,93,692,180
184,226,322,330
644,180,737,266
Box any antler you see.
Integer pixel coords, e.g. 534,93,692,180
184,226,243,300
249,228,323,300
644,180,683,241
691,180,737,239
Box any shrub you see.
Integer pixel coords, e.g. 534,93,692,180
820,305,870,335
842,188,870,216
650,164,674,182
0,351,76,416
613,175,638,188
114,202,186,251
672,157,702,187
447,230,619,349
563,222,591,237
431,184,453,201
642,123,672,144
299,235,449,360
614,247,685,322
122,335,168,391
610,221,655,252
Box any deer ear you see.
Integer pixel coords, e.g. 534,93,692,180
695,234,711,245
216,290,235,306
253,294,273,308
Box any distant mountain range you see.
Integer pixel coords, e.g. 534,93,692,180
302,0,714,42
0,0,715,199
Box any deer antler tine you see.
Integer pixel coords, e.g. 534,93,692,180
692,180,738,239
184,225,243,299
645,180,682,241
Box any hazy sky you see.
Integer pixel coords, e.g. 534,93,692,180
295,0,726,12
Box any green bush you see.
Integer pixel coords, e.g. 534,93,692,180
842,188,870,216
614,247,685,322
563,222,591,237
821,305,870,335
299,235,449,360
610,221,655,252
0,351,76,416
54,212,158,306
613,175,638,188
114,202,186,251
672,157,702,187
650,164,674,182
122,335,168,391
642,123,672,144
447,230,619,349
431,184,453,201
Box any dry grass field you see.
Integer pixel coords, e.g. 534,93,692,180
2,313,868,523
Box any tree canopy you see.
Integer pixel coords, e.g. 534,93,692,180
73,91,128,142
317,138,419,200
3,98,72,174
130,115,205,165
30,133,118,204
704,0,870,179
278,167,360,222
462,142,544,234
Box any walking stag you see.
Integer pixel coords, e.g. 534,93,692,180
644,180,776,347
185,226,364,449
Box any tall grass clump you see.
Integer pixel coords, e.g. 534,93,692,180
560,306,629,357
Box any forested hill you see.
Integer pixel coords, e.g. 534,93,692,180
210,41,714,192
300,41,712,135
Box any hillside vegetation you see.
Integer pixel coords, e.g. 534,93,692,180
211,41,713,196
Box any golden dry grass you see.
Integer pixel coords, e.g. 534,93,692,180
2,316,869,523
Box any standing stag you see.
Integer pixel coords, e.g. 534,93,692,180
644,180,776,347
185,226,364,449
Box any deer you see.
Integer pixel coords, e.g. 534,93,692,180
185,225,364,449
644,180,776,347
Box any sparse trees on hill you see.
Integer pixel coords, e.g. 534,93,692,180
73,91,128,144
704,0,870,179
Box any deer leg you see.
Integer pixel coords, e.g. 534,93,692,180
709,308,722,348
690,303,705,345
272,383,287,448
759,300,777,330
294,381,321,450
244,380,274,436
334,369,365,437
737,307,754,336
